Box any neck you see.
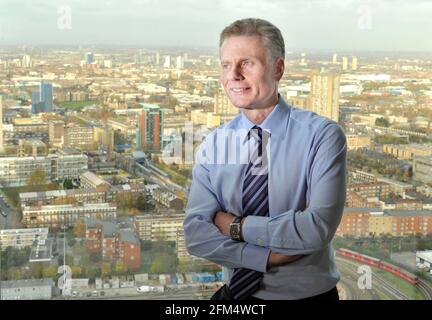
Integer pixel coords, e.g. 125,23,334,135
242,93,279,125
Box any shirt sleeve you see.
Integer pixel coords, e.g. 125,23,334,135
183,139,270,272
242,122,347,255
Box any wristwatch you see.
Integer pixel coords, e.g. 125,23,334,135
230,216,243,241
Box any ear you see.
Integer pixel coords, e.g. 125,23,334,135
274,57,285,81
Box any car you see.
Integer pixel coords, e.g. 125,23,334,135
92,290,98,297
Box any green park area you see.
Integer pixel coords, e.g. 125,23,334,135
1,169,60,208
153,161,192,187
372,267,424,300
1,183,59,208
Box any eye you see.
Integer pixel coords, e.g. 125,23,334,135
222,63,230,70
242,60,253,67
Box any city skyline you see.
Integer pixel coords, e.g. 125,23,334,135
1,0,432,52
1,5,432,300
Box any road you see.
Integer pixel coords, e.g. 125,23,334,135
67,258,425,301
0,193,19,230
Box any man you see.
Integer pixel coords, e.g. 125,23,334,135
183,18,347,300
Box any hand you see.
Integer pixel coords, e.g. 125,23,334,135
213,211,236,237
267,251,303,269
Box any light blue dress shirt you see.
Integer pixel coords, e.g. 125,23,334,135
183,96,347,299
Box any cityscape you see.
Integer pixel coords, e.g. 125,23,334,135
1,0,432,300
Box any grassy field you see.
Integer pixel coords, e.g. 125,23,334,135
153,162,191,187
373,267,424,300
1,183,60,208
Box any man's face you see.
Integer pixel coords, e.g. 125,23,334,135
220,35,283,110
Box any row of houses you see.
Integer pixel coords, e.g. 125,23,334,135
85,219,141,271
337,208,432,238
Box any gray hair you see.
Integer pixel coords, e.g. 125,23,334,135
219,18,285,61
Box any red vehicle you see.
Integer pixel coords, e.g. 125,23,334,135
336,248,418,285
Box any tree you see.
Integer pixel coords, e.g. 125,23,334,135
27,168,47,186
101,262,111,277
71,266,83,277
58,253,74,266
89,253,102,263
136,195,147,211
68,238,77,247
29,263,45,279
150,258,163,274
73,219,86,237
375,117,390,127
7,267,23,280
63,179,74,189
86,266,101,280
42,265,58,278
115,261,126,274
114,130,126,146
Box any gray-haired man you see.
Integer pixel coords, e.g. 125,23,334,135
184,18,346,300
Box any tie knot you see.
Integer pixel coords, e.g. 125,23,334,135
248,126,262,142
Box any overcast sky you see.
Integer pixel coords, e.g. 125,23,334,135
1,0,431,52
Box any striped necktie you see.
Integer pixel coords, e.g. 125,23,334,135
229,125,270,300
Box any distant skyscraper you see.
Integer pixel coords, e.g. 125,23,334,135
31,92,41,114
155,52,160,66
352,56,358,71
176,56,184,69
85,52,94,64
40,81,53,112
31,80,53,114
163,55,171,68
342,57,348,70
0,95,3,153
137,103,164,151
103,60,113,68
22,54,32,68
300,52,307,66
309,71,340,122
332,53,338,64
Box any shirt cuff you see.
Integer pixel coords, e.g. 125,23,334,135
241,243,270,273
242,215,269,247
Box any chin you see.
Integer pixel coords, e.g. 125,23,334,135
228,96,254,109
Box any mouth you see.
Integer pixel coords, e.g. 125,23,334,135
230,87,251,95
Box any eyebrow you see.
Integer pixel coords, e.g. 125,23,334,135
220,58,253,64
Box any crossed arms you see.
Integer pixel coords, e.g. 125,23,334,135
183,123,347,272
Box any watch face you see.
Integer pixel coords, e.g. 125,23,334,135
230,223,241,241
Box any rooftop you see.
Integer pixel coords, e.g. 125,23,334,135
1,278,54,289
80,171,109,186
416,250,432,263
119,230,139,244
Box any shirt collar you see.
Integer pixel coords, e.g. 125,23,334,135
239,94,290,141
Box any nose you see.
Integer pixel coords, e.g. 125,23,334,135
227,65,244,81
